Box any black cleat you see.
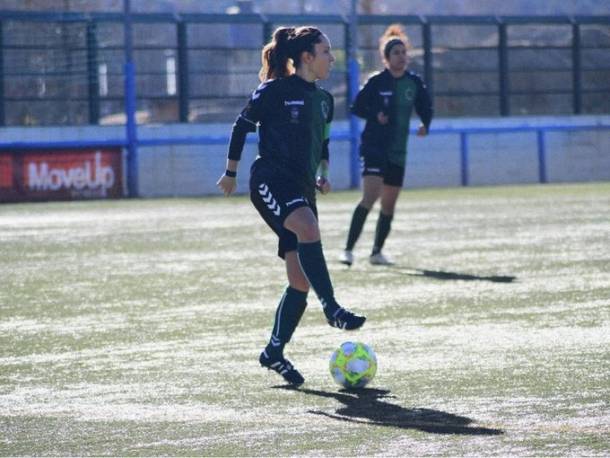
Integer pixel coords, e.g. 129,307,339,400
259,350,305,387
327,307,366,330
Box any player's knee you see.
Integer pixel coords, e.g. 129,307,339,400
360,197,376,210
297,222,320,242
290,278,310,292
381,203,396,214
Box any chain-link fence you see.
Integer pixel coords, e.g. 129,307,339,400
0,11,609,126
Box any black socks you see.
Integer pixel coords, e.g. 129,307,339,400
265,286,308,358
372,212,393,255
297,240,341,318
345,205,370,251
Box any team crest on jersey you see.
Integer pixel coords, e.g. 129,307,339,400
404,88,415,102
321,100,329,119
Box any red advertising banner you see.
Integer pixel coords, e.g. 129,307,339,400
0,155,12,190
0,148,124,203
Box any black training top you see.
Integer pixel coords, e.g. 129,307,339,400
351,69,433,167
228,74,334,195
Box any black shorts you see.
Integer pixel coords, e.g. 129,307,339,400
360,146,405,187
250,165,316,259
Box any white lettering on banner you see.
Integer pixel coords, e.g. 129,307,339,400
28,152,115,196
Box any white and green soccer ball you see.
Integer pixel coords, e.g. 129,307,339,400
329,341,377,389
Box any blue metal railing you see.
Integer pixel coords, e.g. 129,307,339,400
2,122,608,188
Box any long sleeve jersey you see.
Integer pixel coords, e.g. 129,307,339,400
351,69,433,167
228,74,334,195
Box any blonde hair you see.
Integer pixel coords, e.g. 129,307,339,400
379,24,410,61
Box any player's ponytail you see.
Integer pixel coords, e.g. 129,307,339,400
379,24,410,61
259,27,296,81
259,26,324,81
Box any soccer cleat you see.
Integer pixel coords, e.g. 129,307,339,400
259,350,305,387
327,307,366,330
369,252,394,266
339,250,354,266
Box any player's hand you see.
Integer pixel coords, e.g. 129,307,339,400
216,174,237,196
417,124,428,137
316,176,331,195
377,111,389,125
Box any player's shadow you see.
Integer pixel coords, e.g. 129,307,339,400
393,267,516,283
277,386,503,435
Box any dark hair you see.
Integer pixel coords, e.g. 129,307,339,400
379,24,410,60
259,26,324,81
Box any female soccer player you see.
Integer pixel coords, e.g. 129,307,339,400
217,26,366,387
340,24,433,266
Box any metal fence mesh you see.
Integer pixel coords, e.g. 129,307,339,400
0,13,608,126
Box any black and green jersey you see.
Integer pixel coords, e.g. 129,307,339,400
351,69,432,167
229,75,334,194
387,75,419,165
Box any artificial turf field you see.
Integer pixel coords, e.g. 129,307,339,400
1,182,609,456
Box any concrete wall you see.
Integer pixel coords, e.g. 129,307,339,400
1,115,608,198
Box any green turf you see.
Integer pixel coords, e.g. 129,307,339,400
1,182,609,456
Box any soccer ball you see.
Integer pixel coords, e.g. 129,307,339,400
329,341,377,389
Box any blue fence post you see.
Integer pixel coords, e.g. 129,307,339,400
86,21,100,125
460,132,469,186
347,59,360,189
572,21,582,115
346,1,360,189
537,130,547,183
0,20,4,126
123,0,138,197
498,20,510,116
422,20,433,101
177,20,190,123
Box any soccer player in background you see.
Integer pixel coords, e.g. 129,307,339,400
217,26,366,387
340,24,433,266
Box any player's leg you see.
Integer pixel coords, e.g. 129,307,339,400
262,248,308,360
341,150,384,265
284,206,366,330
250,171,309,386
341,175,383,266
259,242,310,387
372,184,400,254
259,254,308,386
370,164,404,265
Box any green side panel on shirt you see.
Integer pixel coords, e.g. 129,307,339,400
308,89,332,181
388,77,418,167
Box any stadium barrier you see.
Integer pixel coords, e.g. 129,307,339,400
1,115,608,201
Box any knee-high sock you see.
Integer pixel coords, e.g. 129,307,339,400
265,287,308,357
297,240,340,317
372,212,393,255
345,205,370,251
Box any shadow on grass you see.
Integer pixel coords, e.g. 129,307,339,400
394,267,516,283
276,386,503,435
